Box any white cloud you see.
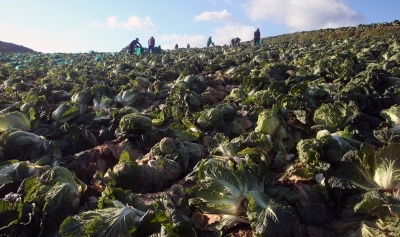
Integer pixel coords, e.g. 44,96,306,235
89,16,155,31
209,0,233,4
107,16,118,28
242,0,364,31
159,34,206,49
211,25,255,45
89,21,104,29
118,16,155,31
195,10,235,22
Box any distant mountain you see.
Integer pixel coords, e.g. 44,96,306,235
0,41,35,53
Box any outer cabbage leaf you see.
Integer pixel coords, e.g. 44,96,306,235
115,90,141,107
0,160,50,188
0,200,19,231
192,164,259,216
382,106,400,124
180,141,207,160
71,89,94,105
247,190,302,237
52,104,79,124
247,89,275,108
326,143,400,192
373,142,400,189
196,108,224,130
117,113,152,137
0,129,61,162
191,212,249,237
24,166,86,210
316,129,358,164
106,157,182,193
60,201,138,237
93,95,117,111
353,190,391,214
22,166,87,236
137,207,197,237
294,185,331,225
376,207,400,237
0,111,31,132
351,221,388,237
374,128,400,144
326,144,378,191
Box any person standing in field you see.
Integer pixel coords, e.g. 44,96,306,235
129,38,142,55
207,36,213,47
187,43,190,49
254,28,261,45
175,44,178,49
148,36,155,53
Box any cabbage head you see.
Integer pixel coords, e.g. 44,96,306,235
313,102,359,132
296,138,323,166
381,105,400,131
118,113,152,135
159,137,177,153
254,110,280,135
52,104,79,124
25,166,86,210
327,143,400,193
0,111,31,132
71,89,94,105
196,108,224,129
316,129,358,164
115,90,141,107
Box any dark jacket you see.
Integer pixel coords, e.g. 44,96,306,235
130,39,142,48
254,29,260,39
231,38,241,47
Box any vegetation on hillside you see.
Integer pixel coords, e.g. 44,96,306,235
267,20,400,44
0,20,400,236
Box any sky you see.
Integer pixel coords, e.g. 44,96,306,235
1,0,399,53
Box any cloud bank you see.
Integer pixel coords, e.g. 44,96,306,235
89,16,155,31
209,0,232,4
242,0,364,31
195,10,235,23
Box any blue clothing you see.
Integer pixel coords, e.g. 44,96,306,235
148,44,155,53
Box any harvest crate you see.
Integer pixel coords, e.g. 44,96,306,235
135,47,144,55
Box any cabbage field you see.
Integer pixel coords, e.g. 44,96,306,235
1,21,400,237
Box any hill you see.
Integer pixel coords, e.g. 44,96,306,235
267,20,400,44
0,40,35,53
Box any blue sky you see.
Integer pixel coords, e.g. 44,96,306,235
1,0,399,53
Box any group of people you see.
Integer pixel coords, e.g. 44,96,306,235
128,36,159,55
174,43,191,49
230,28,261,47
127,28,262,55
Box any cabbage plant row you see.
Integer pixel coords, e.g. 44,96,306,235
1,24,400,236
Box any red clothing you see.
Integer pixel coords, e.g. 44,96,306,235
148,37,155,46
